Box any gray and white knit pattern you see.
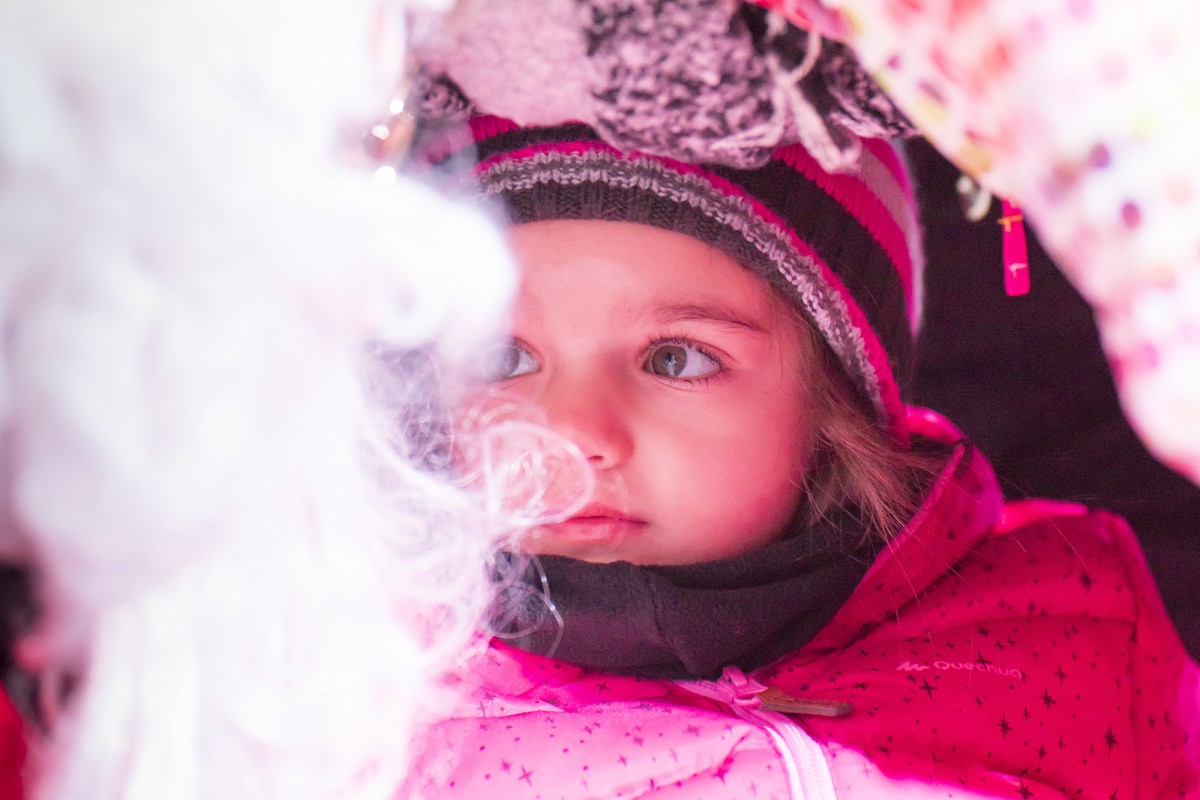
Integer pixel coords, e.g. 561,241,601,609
414,0,913,172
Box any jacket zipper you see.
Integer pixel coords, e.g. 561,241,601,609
683,667,841,800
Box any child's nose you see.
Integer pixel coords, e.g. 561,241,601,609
538,370,634,470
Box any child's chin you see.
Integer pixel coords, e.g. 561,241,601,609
521,520,648,564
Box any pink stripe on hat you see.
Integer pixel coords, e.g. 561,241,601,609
773,143,915,314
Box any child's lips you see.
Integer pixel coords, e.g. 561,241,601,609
542,505,647,543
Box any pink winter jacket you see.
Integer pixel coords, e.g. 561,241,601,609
409,428,1200,799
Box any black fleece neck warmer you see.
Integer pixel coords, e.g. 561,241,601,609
490,511,876,680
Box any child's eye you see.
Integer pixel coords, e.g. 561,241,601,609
643,340,722,380
480,341,539,381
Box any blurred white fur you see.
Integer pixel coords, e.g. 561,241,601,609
0,0,517,797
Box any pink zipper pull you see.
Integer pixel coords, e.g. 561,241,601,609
998,199,1030,296
715,667,853,717
717,666,769,707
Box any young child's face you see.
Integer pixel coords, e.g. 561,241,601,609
484,219,818,566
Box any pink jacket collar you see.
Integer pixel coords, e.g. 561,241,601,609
789,407,1004,657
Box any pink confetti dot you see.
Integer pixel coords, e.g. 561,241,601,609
1120,201,1142,229
1068,0,1093,20
1134,342,1160,369
918,79,946,104
1101,55,1128,83
1025,16,1047,45
1165,177,1194,204
1147,263,1176,287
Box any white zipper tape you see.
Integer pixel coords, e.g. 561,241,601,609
682,667,840,800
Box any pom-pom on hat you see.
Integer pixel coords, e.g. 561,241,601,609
463,115,923,443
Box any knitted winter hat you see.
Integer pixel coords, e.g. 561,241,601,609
463,115,923,442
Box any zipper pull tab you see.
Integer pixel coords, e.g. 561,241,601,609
704,667,853,717
998,199,1031,297
715,666,769,706
756,687,853,718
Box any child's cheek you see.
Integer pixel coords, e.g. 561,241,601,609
452,389,597,529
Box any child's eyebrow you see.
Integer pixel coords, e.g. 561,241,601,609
646,303,770,334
